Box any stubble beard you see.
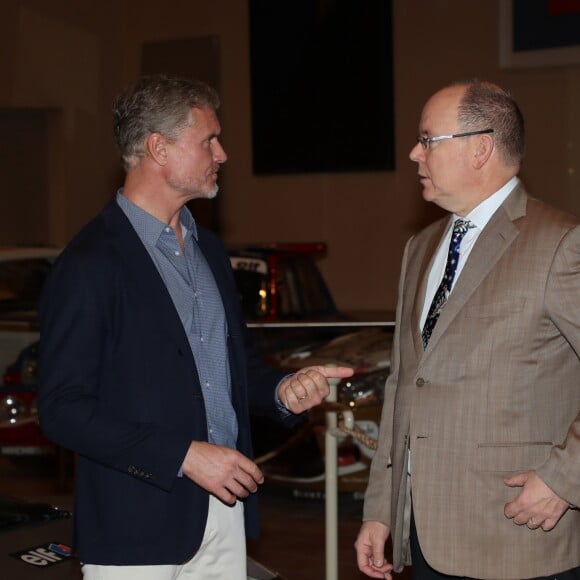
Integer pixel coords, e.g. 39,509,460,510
205,183,219,199
168,175,219,202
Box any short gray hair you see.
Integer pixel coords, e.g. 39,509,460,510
112,74,220,170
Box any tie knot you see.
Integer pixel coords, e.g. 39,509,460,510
453,218,474,238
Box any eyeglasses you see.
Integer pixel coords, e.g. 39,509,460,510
416,128,494,150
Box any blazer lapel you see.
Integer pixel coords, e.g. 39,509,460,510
411,219,451,357
100,200,194,357
422,186,528,355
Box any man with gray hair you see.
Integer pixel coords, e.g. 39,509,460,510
38,74,353,579
355,81,579,579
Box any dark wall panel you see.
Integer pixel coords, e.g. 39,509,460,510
0,109,50,246
249,0,394,174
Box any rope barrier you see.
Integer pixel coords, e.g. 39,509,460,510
329,419,377,450
318,401,379,450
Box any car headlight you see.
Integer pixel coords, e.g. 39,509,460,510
0,395,29,426
339,367,390,407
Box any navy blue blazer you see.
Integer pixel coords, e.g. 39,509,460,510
38,199,291,565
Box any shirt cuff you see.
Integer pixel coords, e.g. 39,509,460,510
275,373,295,417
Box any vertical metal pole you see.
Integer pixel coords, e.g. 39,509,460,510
325,375,340,580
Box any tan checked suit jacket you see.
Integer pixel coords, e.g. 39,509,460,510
363,184,580,579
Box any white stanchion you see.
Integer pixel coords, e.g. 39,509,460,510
325,373,340,580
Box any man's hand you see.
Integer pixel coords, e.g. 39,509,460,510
504,470,570,531
182,441,264,505
277,365,354,414
355,521,393,579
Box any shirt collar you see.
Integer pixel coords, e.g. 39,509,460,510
457,176,520,230
116,189,199,244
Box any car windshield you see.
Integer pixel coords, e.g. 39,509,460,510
231,254,336,320
0,259,53,313
275,256,336,319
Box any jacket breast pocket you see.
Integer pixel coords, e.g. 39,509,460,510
475,442,552,473
464,297,526,319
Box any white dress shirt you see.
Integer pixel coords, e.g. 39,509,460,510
420,176,520,331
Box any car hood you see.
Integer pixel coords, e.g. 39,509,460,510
273,328,392,374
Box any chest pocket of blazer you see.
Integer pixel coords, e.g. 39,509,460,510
463,297,526,319
475,441,552,473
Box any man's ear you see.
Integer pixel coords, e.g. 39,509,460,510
146,133,168,165
473,134,494,169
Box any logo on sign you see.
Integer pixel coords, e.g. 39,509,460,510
11,542,74,567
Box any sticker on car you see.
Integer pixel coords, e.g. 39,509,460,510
229,257,267,274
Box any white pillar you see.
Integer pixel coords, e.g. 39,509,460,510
325,374,340,580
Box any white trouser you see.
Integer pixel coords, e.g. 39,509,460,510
82,495,246,579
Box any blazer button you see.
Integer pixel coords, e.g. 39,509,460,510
416,377,426,387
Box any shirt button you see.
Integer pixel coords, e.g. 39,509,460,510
205,381,210,388
416,377,426,387
174,251,180,256
200,337,205,343
165,227,171,233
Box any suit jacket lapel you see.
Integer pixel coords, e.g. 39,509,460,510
411,219,450,357
100,200,194,357
422,185,528,355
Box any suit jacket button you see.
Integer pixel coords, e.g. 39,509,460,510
416,377,426,387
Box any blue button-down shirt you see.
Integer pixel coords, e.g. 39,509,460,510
116,191,238,448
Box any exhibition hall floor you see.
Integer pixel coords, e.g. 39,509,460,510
0,456,411,579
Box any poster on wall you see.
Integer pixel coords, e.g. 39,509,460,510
500,0,580,68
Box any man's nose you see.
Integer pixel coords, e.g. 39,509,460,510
213,140,228,163
409,141,423,162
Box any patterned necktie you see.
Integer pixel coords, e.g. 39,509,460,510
422,218,475,348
